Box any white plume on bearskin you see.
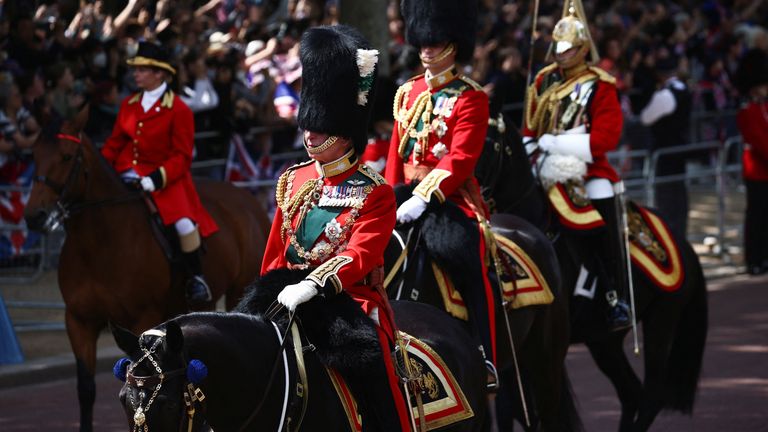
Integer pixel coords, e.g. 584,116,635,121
538,153,587,189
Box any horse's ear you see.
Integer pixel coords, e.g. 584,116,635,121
110,322,140,355
67,103,90,133
165,320,184,353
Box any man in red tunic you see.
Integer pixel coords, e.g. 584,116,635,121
101,42,218,305
261,25,410,432
735,49,768,276
523,0,630,331
385,0,499,387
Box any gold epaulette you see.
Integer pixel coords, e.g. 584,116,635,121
161,90,175,108
407,73,425,83
357,164,385,186
458,75,483,91
128,93,141,104
588,66,617,85
533,63,560,87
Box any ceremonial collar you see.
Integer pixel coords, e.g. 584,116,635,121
315,149,358,178
425,66,459,90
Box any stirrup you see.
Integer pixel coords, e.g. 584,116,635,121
186,276,212,303
485,360,499,392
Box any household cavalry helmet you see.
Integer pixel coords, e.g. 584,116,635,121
297,25,379,155
551,0,600,68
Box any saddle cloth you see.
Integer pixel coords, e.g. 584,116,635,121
326,331,474,432
432,233,554,320
627,202,685,292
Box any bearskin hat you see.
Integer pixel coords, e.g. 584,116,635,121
401,0,478,64
734,48,768,94
297,25,379,155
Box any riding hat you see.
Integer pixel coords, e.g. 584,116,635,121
126,41,176,75
401,0,478,64
297,25,379,155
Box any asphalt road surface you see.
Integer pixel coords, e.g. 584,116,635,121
0,273,766,431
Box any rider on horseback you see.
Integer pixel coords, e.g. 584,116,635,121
262,26,411,431
523,0,631,331
385,0,500,387
101,41,217,306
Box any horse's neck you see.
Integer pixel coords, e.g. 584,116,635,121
65,149,150,239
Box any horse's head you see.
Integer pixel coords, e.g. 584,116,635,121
112,321,209,432
24,106,92,232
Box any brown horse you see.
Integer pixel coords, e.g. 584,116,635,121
23,108,270,432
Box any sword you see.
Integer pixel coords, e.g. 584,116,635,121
615,181,639,355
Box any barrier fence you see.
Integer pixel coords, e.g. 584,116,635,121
0,133,747,339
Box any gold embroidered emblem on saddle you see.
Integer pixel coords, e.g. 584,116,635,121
628,210,668,262
565,180,590,206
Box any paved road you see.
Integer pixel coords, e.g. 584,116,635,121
0,273,766,431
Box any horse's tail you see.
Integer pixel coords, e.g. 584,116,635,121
559,367,584,432
664,242,708,413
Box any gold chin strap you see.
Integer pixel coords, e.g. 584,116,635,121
305,135,339,155
419,43,456,65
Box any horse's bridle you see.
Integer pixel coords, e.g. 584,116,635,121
124,330,207,432
33,133,140,231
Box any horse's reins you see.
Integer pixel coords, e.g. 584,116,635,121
34,133,141,224
237,307,303,432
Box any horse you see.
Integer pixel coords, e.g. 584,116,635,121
385,190,580,431
23,107,271,432
476,116,708,432
110,299,489,431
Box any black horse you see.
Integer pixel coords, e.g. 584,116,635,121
476,117,708,432
385,189,580,431
112,273,489,432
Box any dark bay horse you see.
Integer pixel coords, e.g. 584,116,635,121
477,117,708,432
111,302,489,431
23,108,270,432
385,204,579,431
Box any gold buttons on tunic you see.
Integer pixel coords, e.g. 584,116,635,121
132,160,137,165
138,122,143,128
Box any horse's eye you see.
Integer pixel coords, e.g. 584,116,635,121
62,154,73,162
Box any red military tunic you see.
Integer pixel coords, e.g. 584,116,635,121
385,70,490,218
101,88,217,235
384,69,497,364
262,151,410,429
737,100,768,182
523,63,623,182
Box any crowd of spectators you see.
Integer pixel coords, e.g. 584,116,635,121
0,0,767,256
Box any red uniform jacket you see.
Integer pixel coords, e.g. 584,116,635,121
101,89,217,235
737,100,768,182
385,73,489,218
262,156,396,325
523,65,623,183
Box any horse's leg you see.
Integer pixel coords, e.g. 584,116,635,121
65,311,103,432
585,337,642,432
631,311,676,432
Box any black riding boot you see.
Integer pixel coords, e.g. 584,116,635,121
182,249,212,305
592,197,631,332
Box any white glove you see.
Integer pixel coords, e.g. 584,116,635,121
536,134,557,152
396,195,428,224
277,279,318,311
140,176,156,193
535,133,593,162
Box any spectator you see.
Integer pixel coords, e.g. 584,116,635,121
179,49,220,113
734,48,768,275
640,48,692,237
45,62,85,120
